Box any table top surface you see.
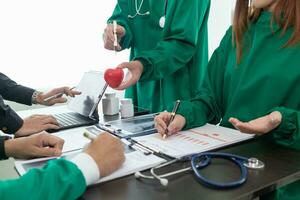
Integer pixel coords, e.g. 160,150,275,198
82,138,300,200
1,106,300,200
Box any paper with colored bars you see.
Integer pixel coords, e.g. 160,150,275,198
133,124,255,158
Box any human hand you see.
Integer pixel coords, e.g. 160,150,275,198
103,23,125,51
15,115,60,137
114,61,144,90
4,132,64,159
37,86,81,106
229,111,282,135
154,112,186,138
84,132,125,177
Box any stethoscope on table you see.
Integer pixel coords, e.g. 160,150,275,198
135,152,265,188
128,0,168,29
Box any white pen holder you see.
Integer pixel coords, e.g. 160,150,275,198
120,98,134,118
102,93,119,116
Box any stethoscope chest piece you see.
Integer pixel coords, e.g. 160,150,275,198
159,16,166,29
244,157,265,169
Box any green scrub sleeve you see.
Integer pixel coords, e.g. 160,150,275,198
0,159,86,200
166,27,232,130
108,0,133,49
269,107,300,150
134,0,210,81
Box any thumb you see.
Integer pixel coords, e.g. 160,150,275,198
116,62,129,69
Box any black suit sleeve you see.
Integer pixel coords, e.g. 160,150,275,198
0,73,35,105
0,95,23,134
0,73,33,134
0,136,10,160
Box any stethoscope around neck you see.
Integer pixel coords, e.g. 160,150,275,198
135,152,265,188
128,0,168,29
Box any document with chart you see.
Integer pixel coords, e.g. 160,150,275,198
133,124,255,158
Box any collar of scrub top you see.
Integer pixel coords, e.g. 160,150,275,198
128,0,168,29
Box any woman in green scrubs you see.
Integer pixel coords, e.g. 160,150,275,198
103,0,210,113
155,0,300,199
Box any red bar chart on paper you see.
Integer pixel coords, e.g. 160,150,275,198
134,124,255,158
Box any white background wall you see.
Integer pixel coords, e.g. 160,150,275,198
0,0,236,89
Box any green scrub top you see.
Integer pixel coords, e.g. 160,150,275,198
174,12,300,200
0,159,86,200
108,0,210,113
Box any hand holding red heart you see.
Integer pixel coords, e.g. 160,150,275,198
104,68,124,88
104,61,144,90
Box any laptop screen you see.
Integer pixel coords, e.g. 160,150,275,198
68,71,105,117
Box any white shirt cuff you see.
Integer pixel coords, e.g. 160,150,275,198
70,153,100,186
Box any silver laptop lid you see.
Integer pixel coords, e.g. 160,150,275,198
68,71,105,117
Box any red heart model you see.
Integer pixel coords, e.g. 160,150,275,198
104,68,124,88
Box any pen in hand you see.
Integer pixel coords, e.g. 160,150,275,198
83,132,97,141
113,20,118,54
43,86,76,102
162,100,181,139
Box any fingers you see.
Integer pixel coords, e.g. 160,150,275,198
115,79,136,90
114,62,140,90
155,112,170,136
116,62,130,69
35,146,62,157
103,24,123,51
167,115,186,135
43,124,60,130
155,113,186,138
44,87,66,98
68,90,81,97
42,86,80,106
116,25,125,36
31,133,64,157
42,115,59,126
34,115,60,130
41,134,65,151
229,117,254,134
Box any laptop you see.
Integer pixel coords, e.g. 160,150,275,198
47,71,107,133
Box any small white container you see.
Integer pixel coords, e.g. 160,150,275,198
120,98,134,118
102,93,119,115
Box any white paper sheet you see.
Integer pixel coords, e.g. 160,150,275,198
134,124,255,158
52,127,91,153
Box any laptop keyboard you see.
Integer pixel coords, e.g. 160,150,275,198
54,113,90,127
52,112,96,131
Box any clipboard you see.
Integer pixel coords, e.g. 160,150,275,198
96,113,158,138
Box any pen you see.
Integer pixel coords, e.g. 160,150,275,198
163,100,181,139
43,86,76,102
113,20,118,54
83,132,97,141
129,139,174,160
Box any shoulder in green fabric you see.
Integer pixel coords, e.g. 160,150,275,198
0,159,86,200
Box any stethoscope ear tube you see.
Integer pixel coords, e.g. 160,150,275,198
191,152,248,189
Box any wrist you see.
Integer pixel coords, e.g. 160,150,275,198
32,90,43,104
70,153,100,185
4,139,14,158
134,60,144,73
